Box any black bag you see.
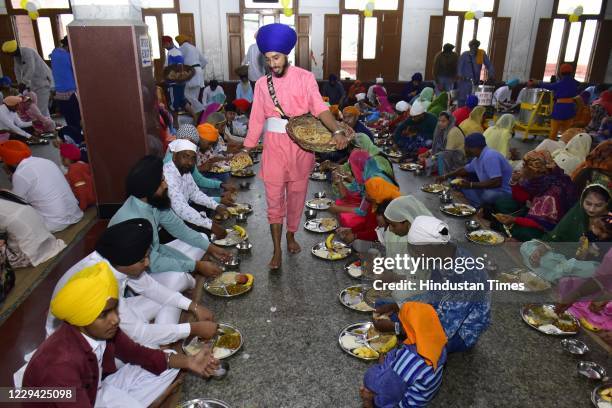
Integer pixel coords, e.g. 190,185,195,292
0,232,16,306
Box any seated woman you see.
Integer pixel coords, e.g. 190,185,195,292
571,93,592,128
493,150,578,241
552,132,592,175
418,111,465,176
17,93,55,135
374,215,491,353
586,103,607,133
521,184,611,282
571,140,612,194
534,127,585,155
452,94,478,126
416,87,434,111
484,114,518,161
556,247,612,333
361,302,447,408
373,86,395,115
0,190,66,268
426,91,448,117
458,105,486,136
329,163,401,242
343,106,375,141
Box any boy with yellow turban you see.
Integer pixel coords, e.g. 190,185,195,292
23,262,220,407
46,219,218,349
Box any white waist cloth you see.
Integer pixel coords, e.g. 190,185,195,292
264,117,288,133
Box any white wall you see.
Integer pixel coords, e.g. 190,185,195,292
300,0,339,79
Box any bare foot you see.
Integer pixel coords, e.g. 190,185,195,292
269,250,282,269
286,233,301,254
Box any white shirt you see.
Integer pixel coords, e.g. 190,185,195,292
179,42,207,88
46,251,193,346
81,332,106,395
243,44,265,82
14,47,53,90
202,85,225,106
12,157,83,232
492,85,512,107
0,105,32,138
163,160,218,229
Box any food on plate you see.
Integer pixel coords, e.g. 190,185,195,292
524,304,579,333
442,203,476,216
600,387,612,402
450,178,465,186
206,272,253,296
227,203,251,215
580,317,601,332
347,261,363,278
210,162,231,173
230,154,253,171
320,218,338,230
215,331,241,349
422,183,447,193
213,226,247,246
325,233,335,250
231,168,255,177
467,230,504,245
307,198,333,208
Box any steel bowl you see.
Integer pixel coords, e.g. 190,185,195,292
561,339,589,355
236,213,248,223
578,361,607,380
223,257,241,270
314,191,327,199
414,168,424,176
465,220,481,232
440,193,453,204
210,360,230,381
305,209,318,220
236,241,252,252
239,181,250,190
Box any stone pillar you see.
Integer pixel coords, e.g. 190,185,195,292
68,0,161,218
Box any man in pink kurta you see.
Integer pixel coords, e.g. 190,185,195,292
240,23,348,269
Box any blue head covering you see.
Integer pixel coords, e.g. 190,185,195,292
506,78,519,87
0,76,11,87
256,23,297,55
466,94,479,109
412,73,423,82
465,133,487,148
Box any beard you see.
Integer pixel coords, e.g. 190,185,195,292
178,164,195,175
271,60,290,78
148,189,171,210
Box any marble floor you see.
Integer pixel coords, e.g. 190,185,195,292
179,134,611,408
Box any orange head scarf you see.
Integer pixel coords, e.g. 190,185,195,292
329,104,341,120
364,177,401,204
0,140,31,167
196,123,219,143
399,302,447,370
571,140,612,181
342,105,361,117
560,127,585,144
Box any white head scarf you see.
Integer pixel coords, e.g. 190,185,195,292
356,93,366,101
552,133,592,175
410,100,426,116
376,77,384,84
384,195,432,223
407,216,451,245
169,139,197,153
395,100,410,112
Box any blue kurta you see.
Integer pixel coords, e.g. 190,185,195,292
539,76,579,120
109,196,210,273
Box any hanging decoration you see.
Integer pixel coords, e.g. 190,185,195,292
24,0,40,20
573,6,583,16
364,1,375,18
283,7,293,17
568,13,579,22
464,11,475,20
474,10,484,19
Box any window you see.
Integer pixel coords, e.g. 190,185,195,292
344,0,398,10
556,0,603,15
144,16,161,60
442,16,459,47
37,17,55,59
575,20,597,82
447,0,495,13
544,19,564,81
341,14,358,79
161,13,179,39
10,0,69,8
144,0,175,8
244,0,293,9
362,17,377,59
59,14,74,38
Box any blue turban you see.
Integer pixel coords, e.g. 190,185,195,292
366,111,380,122
506,78,519,87
256,23,297,55
0,76,11,87
465,133,487,148
466,94,479,109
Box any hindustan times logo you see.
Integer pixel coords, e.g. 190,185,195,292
372,254,487,275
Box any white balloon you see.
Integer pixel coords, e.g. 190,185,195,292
25,1,38,12
474,10,484,19
574,6,583,16
365,1,375,12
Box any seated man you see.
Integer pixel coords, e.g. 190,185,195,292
23,262,219,407
163,124,237,199
197,123,233,183
109,155,230,276
46,219,218,349
0,140,83,232
393,101,437,157
0,96,34,140
206,111,243,152
163,139,230,237
437,133,513,208
224,102,247,138
0,190,66,268
361,302,447,408
59,143,96,211
343,106,374,140
492,78,519,112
